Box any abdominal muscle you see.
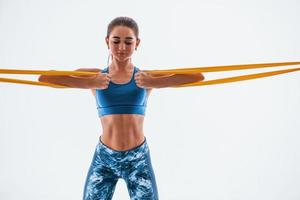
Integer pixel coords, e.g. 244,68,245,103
99,114,146,151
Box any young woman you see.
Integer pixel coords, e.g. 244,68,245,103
38,16,205,200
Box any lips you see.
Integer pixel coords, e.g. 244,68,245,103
117,53,126,56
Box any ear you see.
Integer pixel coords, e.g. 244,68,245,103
105,37,109,48
136,38,141,49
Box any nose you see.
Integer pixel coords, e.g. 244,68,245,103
118,42,126,50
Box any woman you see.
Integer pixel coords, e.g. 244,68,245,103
39,16,205,200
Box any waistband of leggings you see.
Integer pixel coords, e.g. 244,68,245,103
98,136,148,155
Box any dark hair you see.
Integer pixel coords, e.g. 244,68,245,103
106,16,139,39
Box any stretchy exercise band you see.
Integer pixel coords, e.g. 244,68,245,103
0,61,299,88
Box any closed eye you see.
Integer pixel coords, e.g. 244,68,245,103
113,41,132,45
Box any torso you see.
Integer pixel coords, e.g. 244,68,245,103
91,66,152,151
99,114,146,151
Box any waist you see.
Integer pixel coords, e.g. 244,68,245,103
96,136,148,162
99,133,146,152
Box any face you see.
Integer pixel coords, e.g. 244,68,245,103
106,26,140,62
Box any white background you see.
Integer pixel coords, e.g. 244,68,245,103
0,0,299,199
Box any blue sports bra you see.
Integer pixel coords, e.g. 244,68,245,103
95,66,148,117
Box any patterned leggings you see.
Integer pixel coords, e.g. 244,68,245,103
83,136,159,200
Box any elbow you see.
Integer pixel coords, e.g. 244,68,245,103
194,73,205,81
38,75,53,83
38,75,47,82
199,73,205,81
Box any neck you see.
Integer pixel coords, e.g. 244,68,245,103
110,58,133,71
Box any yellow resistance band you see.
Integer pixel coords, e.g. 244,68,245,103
0,61,299,88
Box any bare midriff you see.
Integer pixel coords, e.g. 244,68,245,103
99,114,146,151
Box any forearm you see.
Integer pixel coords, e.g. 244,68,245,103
38,75,93,88
152,73,205,88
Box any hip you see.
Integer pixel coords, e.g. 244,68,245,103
99,131,145,152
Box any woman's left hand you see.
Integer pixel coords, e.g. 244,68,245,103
134,70,155,89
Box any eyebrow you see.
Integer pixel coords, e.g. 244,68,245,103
112,36,134,40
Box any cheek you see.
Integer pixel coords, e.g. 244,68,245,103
129,44,137,51
129,47,135,53
126,44,135,50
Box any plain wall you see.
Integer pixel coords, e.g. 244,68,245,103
0,0,300,199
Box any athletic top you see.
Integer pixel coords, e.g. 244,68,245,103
95,66,148,117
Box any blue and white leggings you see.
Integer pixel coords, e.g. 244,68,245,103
83,136,159,200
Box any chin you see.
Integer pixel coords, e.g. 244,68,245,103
115,57,131,62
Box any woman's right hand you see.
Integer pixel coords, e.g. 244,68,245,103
93,72,111,89
72,68,111,89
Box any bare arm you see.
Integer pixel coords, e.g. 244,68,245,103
38,75,94,88
151,73,205,88
38,68,110,89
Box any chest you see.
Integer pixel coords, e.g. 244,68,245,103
109,71,134,84
95,82,148,107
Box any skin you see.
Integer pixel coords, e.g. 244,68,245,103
38,25,205,151
98,26,146,151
